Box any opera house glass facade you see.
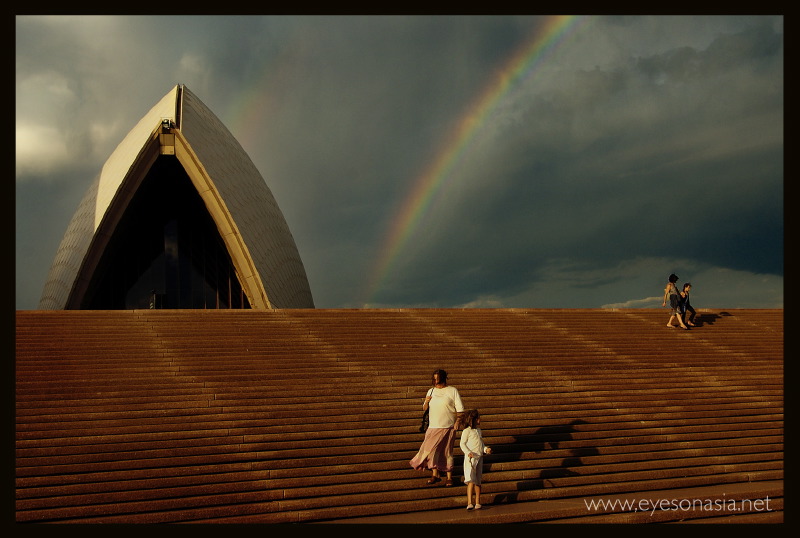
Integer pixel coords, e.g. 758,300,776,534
39,85,314,310
82,157,248,309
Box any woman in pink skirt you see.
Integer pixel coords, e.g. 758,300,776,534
409,369,464,486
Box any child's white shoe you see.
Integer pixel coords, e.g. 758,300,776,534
474,504,482,510
466,504,474,510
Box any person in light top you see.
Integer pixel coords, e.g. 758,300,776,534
409,369,464,487
663,273,689,329
458,409,492,510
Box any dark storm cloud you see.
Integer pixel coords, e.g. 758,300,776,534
363,18,783,308
15,15,783,311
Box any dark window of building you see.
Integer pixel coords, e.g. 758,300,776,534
81,156,250,310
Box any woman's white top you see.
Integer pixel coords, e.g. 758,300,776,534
428,385,464,429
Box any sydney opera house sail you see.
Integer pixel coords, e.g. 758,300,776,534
39,85,314,310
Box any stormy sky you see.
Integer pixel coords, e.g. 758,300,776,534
15,15,783,310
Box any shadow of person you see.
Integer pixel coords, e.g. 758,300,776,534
492,419,598,504
694,312,724,327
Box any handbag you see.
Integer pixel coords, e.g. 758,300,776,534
419,388,433,433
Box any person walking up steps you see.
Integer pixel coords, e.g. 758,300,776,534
458,409,492,510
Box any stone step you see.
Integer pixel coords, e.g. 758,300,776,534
15,308,782,523
321,481,784,524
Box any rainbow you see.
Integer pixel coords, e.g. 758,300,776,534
225,30,313,150
226,61,293,149
361,15,585,306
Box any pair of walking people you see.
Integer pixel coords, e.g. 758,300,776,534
662,273,696,329
409,369,491,510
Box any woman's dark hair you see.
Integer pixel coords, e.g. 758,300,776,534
431,369,448,386
458,409,480,430
683,282,691,290
669,274,679,283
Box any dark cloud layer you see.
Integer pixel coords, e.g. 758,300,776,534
16,15,783,311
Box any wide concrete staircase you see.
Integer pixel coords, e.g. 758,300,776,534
15,308,783,523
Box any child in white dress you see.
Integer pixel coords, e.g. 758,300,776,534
458,409,491,510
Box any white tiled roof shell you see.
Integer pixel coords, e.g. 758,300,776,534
39,85,314,309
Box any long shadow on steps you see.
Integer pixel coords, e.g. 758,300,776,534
692,312,726,327
490,419,599,504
